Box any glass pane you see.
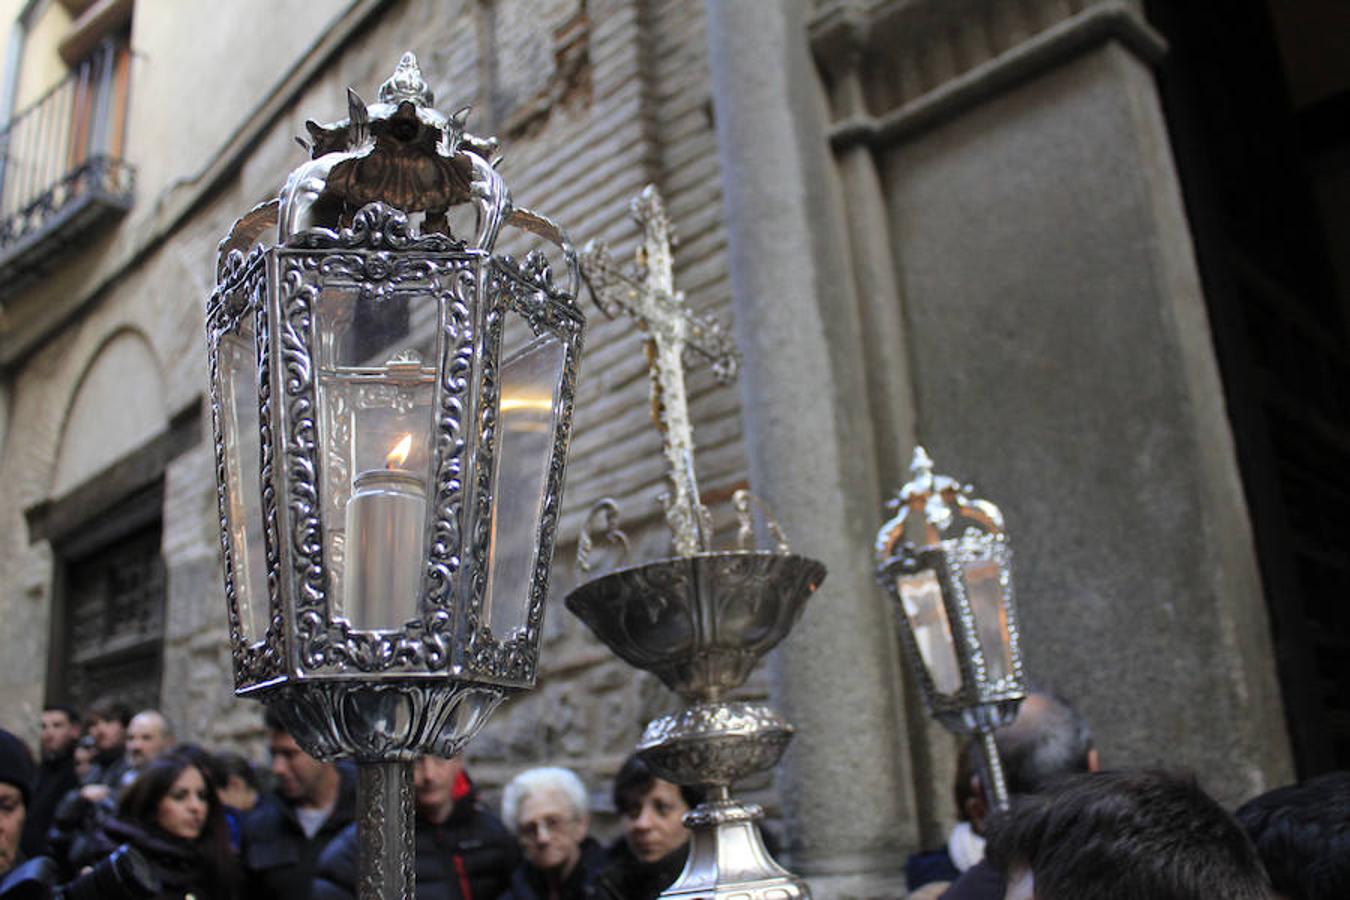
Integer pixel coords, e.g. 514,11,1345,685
218,329,267,645
897,569,962,695
313,284,438,631
484,327,564,641
964,557,1014,683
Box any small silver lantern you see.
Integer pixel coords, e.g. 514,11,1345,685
874,447,1026,810
205,54,584,896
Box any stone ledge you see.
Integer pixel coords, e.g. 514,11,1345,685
828,2,1167,151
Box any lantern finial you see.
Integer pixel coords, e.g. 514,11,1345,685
900,445,937,505
379,52,434,107
910,445,933,478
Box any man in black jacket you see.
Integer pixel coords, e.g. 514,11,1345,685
312,754,518,900
20,704,80,856
240,709,357,900
46,697,131,875
80,698,132,796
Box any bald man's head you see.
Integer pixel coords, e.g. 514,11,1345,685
965,690,1099,832
995,691,1096,796
127,711,173,768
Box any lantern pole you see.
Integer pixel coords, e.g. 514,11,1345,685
976,728,1011,812
357,762,415,900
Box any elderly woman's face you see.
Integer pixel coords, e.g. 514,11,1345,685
516,787,587,876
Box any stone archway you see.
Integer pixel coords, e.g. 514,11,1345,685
44,327,171,712
51,328,168,497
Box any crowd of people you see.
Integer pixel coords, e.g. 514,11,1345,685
906,691,1349,900
0,692,1344,899
0,700,712,900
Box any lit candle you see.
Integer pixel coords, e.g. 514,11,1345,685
342,433,426,630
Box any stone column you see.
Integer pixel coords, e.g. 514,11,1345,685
705,1,912,895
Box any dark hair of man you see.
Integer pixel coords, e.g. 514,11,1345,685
262,705,289,734
85,697,131,727
1236,770,1350,900
119,752,240,893
986,769,1271,900
993,690,1095,796
41,703,80,726
216,752,260,792
613,754,706,816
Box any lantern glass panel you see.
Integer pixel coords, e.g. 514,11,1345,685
963,556,1014,683
218,328,267,645
896,568,962,695
484,323,566,640
313,284,439,631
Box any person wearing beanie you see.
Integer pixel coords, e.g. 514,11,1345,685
0,728,35,877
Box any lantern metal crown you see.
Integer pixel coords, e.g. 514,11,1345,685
874,447,1027,736
205,53,585,763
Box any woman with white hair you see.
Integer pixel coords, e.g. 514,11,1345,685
499,766,604,900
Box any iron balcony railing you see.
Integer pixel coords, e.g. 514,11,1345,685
0,38,134,279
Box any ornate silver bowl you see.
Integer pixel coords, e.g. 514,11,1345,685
566,549,825,899
564,551,824,701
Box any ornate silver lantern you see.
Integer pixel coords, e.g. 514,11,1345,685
874,447,1026,810
205,54,584,896
565,186,822,899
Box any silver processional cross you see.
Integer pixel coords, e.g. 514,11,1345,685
579,185,738,557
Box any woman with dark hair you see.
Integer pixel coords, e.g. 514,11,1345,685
588,754,707,900
85,752,241,900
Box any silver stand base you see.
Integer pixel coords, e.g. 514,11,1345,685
357,761,415,900
661,799,811,900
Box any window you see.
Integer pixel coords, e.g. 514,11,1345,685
0,18,133,292
47,483,164,712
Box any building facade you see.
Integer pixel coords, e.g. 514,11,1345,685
0,0,1346,896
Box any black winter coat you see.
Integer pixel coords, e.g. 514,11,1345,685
498,836,606,900
240,765,357,900
21,752,78,856
84,748,132,791
312,787,519,900
586,839,688,900
940,858,1005,899
47,785,115,878
85,817,240,900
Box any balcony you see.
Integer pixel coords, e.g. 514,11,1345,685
0,38,134,298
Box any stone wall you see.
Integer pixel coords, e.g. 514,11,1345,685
0,0,754,837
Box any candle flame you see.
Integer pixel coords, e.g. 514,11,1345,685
386,433,413,469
